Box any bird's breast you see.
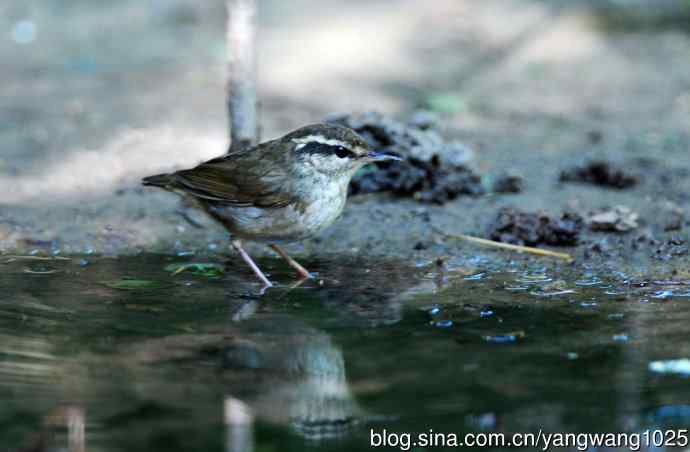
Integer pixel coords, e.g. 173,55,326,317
207,180,348,243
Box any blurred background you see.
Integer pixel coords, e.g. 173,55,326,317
1,0,689,254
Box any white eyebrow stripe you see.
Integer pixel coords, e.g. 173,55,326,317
291,135,348,148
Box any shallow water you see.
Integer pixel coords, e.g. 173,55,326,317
2,254,690,451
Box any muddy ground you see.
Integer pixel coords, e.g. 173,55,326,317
1,0,690,275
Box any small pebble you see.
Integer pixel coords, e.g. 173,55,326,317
567,352,579,360
613,334,629,342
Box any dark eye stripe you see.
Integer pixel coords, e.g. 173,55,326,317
298,142,356,158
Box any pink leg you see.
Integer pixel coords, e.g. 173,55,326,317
231,240,273,288
269,244,313,279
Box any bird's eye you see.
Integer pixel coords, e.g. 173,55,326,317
334,146,350,159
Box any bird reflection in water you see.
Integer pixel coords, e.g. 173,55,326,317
222,315,360,451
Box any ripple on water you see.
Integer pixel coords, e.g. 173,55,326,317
432,319,453,328
530,289,576,297
504,285,530,291
575,277,603,286
516,274,553,284
649,289,690,299
483,334,519,344
579,301,598,308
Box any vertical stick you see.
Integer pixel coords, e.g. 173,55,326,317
226,0,258,151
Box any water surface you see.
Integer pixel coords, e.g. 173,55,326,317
1,254,690,451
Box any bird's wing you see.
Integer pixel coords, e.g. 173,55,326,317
171,140,296,208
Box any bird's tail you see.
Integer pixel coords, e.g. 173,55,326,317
142,173,174,188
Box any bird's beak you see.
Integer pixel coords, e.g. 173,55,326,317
367,151,402,162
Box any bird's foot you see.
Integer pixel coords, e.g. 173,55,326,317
231,240,274,289
269,244,313,280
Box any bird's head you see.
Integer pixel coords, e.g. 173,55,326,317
285,123,400,177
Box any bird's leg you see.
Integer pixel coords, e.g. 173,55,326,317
269,244,313,279
231,239,273,288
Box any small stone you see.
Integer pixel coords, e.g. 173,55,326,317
413,241,427,250
588,206,639,232
663,205,684,232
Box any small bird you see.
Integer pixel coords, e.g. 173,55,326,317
143,123,400,288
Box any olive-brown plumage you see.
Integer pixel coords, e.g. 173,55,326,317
143,123,400,289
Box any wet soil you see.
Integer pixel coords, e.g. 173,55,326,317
2,0,690,275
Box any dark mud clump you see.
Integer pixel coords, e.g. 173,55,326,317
560,160,638,189
327,112,484,204
492,172,524,194
488,207,583,246
655,237,689,260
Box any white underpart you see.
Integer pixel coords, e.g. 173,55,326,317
213,171,351,243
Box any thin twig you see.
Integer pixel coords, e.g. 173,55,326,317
432,227,574,262
226,0,257,151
